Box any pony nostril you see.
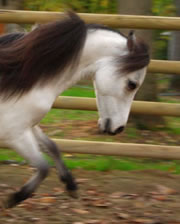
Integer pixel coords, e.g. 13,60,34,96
115,126,125,134
104,118,111,133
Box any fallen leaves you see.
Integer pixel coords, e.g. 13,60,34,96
72,208,89,214
155,184,177,195
52,187,64,196
115,212,130,219
131,218,160,224
0,166,180,224
39,196,56,204
85,220,109,224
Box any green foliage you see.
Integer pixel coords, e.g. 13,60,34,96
23,0,175,16
23,0,63,11
153,0,176,16
23,0,118,13
152,0,176,59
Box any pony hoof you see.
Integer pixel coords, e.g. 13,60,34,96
3,197,17,209
68,190,78,199
61,171,78,192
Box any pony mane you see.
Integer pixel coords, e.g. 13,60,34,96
0,12,87,99
120,38,150,74
0,32,25,46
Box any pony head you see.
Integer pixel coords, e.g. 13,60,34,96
94,31,150,135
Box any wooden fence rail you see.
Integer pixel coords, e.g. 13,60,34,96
53,96,180,117
0,139,179,160
1,10,180,30
149,60,180,75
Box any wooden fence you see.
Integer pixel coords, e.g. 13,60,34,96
0,10,179,159
0,139,180,160
53,96,180,117
0,10,180,30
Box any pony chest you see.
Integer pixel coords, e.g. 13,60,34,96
0,92,53,137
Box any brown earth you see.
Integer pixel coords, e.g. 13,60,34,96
40,119,180,146
1,165,180,224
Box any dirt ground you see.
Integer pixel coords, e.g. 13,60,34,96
40,119,180,146
1,165,180,224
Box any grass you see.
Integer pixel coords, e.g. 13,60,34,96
61,86,95,98
41,109,97,124
1,149,180,174
0,149,24,163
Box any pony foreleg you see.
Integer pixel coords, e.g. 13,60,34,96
33,126,77,197
5,130,49,208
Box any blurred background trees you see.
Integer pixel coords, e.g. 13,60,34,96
23,0,117,13
0,0,23,32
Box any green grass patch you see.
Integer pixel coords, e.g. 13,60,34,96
1,149,180,174
41,109,98,124
0,149,24,163
64,157,180,173
165,116,180,135
126,127,138,139
61,86,95,98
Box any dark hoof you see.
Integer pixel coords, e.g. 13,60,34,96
4,188,33,208
3,195,17,209
61,171,78,192
68,190,78,199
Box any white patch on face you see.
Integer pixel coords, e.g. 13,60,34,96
94,58,147,134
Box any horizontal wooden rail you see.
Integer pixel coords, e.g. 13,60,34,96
55,139,180,160
149,60,180,75
0,10,180,30
53,96,180,117
0,139,179,160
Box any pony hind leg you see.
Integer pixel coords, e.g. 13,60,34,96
4,129,49,208
33,126,78,197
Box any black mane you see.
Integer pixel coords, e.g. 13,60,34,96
120,39,150,74
0,32,25,46
0,12,87,99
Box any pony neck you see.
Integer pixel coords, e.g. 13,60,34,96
53,29,127,97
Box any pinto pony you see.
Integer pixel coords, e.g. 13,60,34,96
0,12,150,208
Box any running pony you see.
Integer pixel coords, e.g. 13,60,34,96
0,12,150,208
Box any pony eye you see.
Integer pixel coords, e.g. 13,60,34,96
127,80,137,91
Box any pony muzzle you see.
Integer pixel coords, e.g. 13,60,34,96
102,118,125,135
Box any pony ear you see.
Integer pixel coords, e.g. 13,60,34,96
127,30,136,52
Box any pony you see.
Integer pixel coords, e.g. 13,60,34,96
0,12,150,208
